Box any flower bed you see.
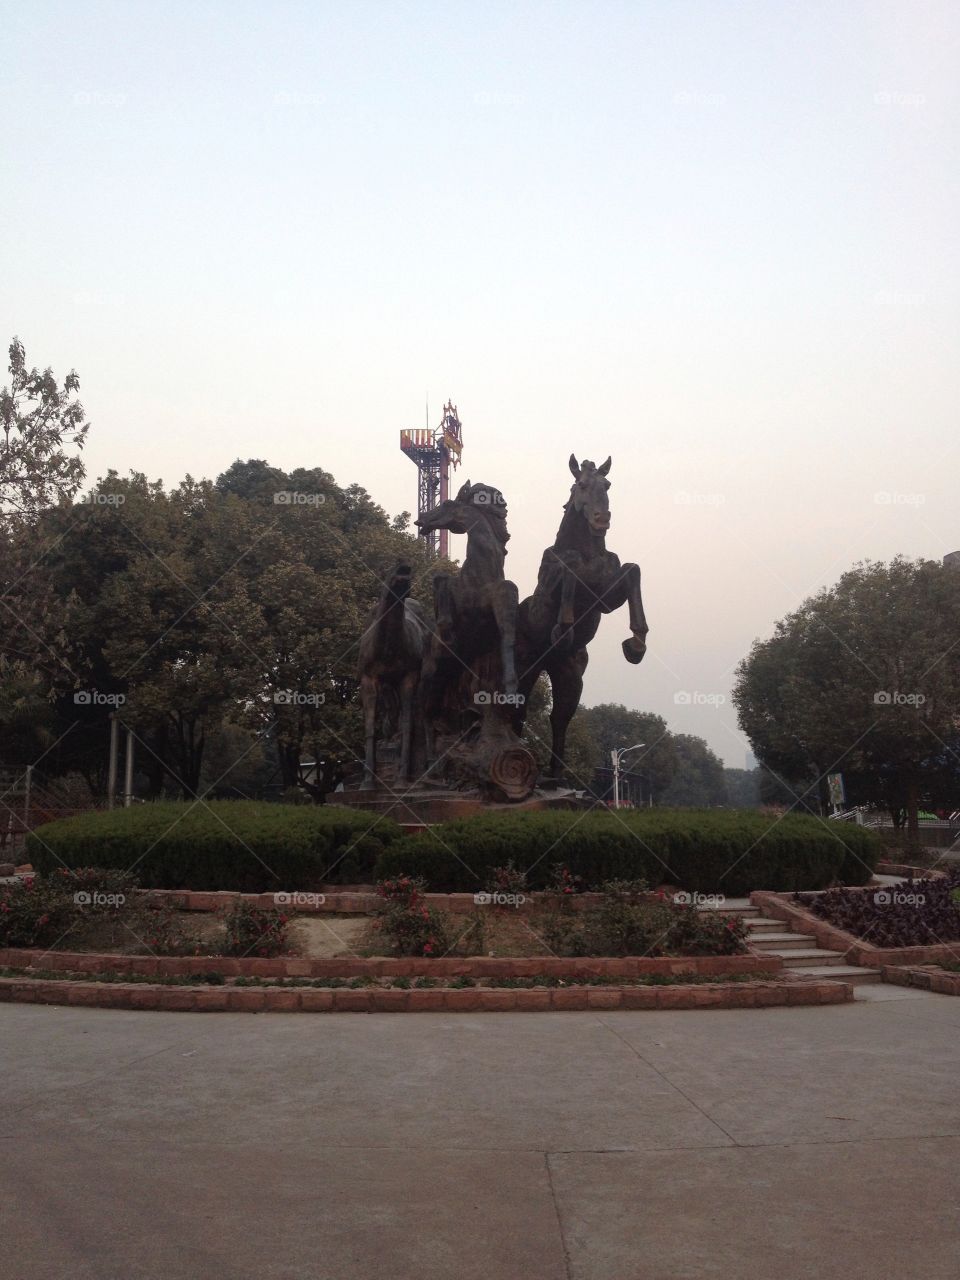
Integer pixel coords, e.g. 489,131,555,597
0,868,291,958
3,868,753,964
796,871,960,948
130,888,638,915
751,889,960,968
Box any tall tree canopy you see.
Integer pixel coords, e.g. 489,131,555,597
1,337,89,516
733,557,960,842
0,460,439,796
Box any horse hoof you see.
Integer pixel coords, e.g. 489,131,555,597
622,636,646,665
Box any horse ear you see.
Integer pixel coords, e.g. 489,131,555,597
597,456,611,476
456,480,472,501
568,454,581,480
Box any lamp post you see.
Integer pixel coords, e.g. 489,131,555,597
611,743,646,810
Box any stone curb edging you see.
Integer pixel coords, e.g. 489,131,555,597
0,975,852,1013
751,890,960,968
881,964,960,995
876,863,947,880
0,947,775,980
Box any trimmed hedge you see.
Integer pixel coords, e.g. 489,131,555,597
373,809,881,896
26,803,882,896
26,802,404,891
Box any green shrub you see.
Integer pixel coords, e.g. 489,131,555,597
375,808,880,896
0,867,201,955
26,801,404,892
533,878,747,957
373,876,451,957
221,899,290,958
0,873,77,948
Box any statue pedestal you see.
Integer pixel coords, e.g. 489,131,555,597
334,785,592,830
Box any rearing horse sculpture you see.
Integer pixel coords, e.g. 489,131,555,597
416,480,519,704
416,481,536,798
515,455,648,783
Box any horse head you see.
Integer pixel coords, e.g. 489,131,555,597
416,480,509,542
385,562,413,605
566,455,611,538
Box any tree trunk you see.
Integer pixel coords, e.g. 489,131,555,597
143,724,168,798
173,715,203,798
278,741,301,790
905,778,920,849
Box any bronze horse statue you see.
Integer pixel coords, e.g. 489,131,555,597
357,563,436,789
515,454,648,783
416,479,520,705
416,481,536,798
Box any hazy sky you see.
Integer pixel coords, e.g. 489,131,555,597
2,0,958,766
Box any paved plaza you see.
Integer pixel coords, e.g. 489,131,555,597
2,986,958,1280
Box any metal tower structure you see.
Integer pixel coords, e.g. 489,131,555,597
399,401,463,558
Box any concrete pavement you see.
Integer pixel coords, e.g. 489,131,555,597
1,985,958,1279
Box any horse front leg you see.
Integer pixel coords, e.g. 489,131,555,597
419,641,440,771
491,580,519,697
360,674,378,789
600,561,648,665
546,652,587,786
432,573,455,646
398,671,416,784
550,564,578,653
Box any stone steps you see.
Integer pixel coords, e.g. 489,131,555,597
785,963,882,986
709,899,883,989
712,898,756,915
748,932,818,950
760,947,846,966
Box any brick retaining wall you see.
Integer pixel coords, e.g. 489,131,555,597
0,947,777,980
0,974,851,1014
880,964,960,995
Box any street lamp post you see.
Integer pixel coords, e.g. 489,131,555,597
611,743,646,810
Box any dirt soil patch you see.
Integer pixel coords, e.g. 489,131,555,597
291,916,372,957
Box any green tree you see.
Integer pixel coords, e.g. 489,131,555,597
723,766,761,808
576,703,677,801
1,338,89,515
10,459,446,797
658,734,726,807
734,557,960,845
